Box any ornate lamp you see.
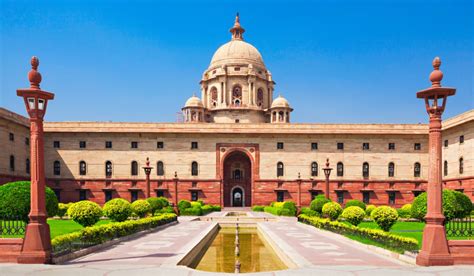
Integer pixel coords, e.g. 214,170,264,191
142,157,153,198
322,158,332,199
16,57,54,264
416,57,455,266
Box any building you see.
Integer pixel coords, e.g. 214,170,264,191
1,15,472,208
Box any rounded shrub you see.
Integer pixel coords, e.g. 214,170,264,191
282,201,297,215
67,200,102,227
178,200,191,211
154,206,175,215
103,198,132,222
322,202,342,221
0,181,58,221
190,201,202,208
57,203,73,218
345,199,366,210
131,200,152,218
341,206,366,226
300,207,319,217
411,190,460,221
453,191,472,218
397,204,412,219
310,195,331,214
146,197,166,213
365,205,376,217
371,206,398,231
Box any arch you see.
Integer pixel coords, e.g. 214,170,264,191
414,162,421,177
157,161,164,176
337,162,344,177
191,161,199,176
131,161,138,176
53,160,61,176
210,86,218,107
362,162,369,178
311,162,318,177
232,85,242,106
105,161,113,177
277,162,284,177
222,149,253,207
230,185,245,207
79,161,87,175
388,162,395,177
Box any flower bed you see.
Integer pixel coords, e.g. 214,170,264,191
298,214,418,253
51,213,177,256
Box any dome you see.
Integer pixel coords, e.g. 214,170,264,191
210,40,265,68
184,95,204,108
271,95,290,108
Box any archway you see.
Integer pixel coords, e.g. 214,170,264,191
223,151,252,207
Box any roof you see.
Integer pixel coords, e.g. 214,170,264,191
0,108,29,127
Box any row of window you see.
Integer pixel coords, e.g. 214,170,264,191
444,158,465,176
276,142,424,151
444,135,465,147
52,140,189,149
8,133,29,145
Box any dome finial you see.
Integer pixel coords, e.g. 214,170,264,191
429,56,443,88
28,56,42,89
230,12,245,41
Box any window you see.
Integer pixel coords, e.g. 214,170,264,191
79,190,87,201
234,67,240,71
336,191,344,204
156,190,164,197
131,191,138,202
53,161,61,175
362,162,369,178
459,135,464,144
388,162,395,177
105,141,113,148
54,189,61,202
444,160,448,176
363,143,370,150
311,162,318,177
277,162,284,177
9,155,15,171
233,169,242,180
388,192,396,205
191,191,199,201
25,137,30,146
26,158,30,174
157,141,164,149
191,161,199,176
257,88,264,107
235,119,240,123
336,162,344,177
388,143,395,150
276,191,284,202
104,191,113,202
414,162,421,177
131,161,138,176
311,191,319,200
363,192,370,204
157,161,164,176
459,158,464,174
191,141,198,149
337,142,344,150
105,161,113,177
232,85,242,106
9,133,14,141
131,141,138,149
277,142,284,149
311,143,318,150
414,143,421,150
444,140,448,147
79,161,87,175
53,141,60,148
79,141,86,148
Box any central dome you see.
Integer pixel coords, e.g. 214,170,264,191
210,40,265,68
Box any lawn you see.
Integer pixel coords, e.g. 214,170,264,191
1,219,111,239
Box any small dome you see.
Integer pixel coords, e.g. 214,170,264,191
271,95,290,108
184,95,204,108
210,40,265,68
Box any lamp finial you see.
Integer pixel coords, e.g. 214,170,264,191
28,56,42,89
429,56,443,88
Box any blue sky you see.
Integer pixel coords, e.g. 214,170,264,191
1,0,472,123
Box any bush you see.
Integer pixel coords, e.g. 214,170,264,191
51,214,177,254
345,200,366,210
453,191,472,218
365,205,376,217
264,201,297,216
0,181,58,221
201,205,213,215
397,204,412,219
103,198,132,222
264,206,282,216
299,215,418,252
180,207,202,216
411,190,460,221
178,200,191,211
67,200,102,227
210,205,221,212
154,206,175,215
322,202,342,221
131,200,152,218
146,197,169,213
300,207,319,217
282,201,297,215
371,206,398,231
57,203,73,218
310,195,331,213
341,206,365,226
252,206,265,212
190,201,202,208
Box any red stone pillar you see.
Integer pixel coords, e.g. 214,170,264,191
16,57,54,264
142,157,153,198
416,57,456,266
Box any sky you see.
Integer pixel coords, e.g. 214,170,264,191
1,0,472,124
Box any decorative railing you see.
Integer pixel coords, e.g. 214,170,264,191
446,216,473,238
0,216,27,237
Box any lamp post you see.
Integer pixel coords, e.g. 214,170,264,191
322,158,332,199
173,171,179,214
416,57,455,266
16,57,54,264
142,157,153,198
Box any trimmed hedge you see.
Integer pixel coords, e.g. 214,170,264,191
300,207,319,217
51,214,177,255
264,201,297,216
252,206,265,212
58,203,73,218
372,206,398,231
345,200,366,210
154,206,175,215
365,205,376,217
131,200,152,218
146,197,169,213
178,200,191,210
397,204,412,219
453,191,472,218
341,206,365,226
0,181,58,221
322,202,342,220
298,215,418,252
177,200,220,216
68,201,102,227
103,198,132,222
310,195,331,214
411,190,460,221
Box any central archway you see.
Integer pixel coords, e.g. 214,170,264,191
223,151,252,207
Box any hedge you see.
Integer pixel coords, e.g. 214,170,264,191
177,200,220,216
411,190,460,221
251,206,265,212
300,207,319,217
264,201,297,216
298,214,418,252
345,200,366,210
51,213,177,255
310,195,331,214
